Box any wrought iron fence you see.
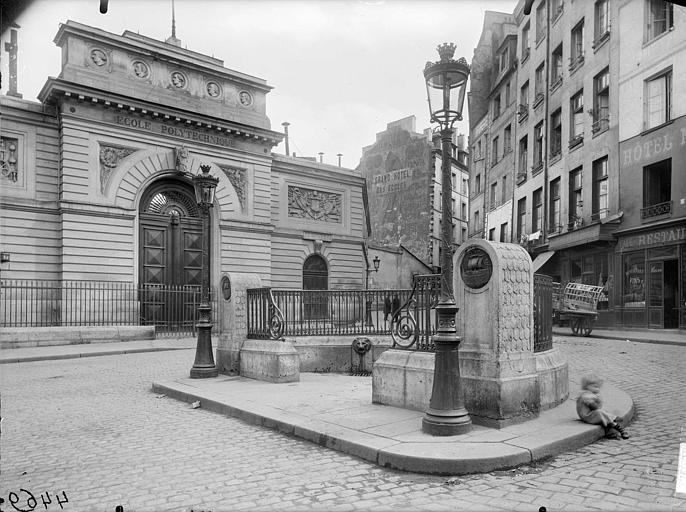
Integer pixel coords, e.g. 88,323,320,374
0,279,216,336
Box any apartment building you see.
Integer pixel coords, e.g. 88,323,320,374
469,0,685,330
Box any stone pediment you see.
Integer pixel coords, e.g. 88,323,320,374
53,20,272,130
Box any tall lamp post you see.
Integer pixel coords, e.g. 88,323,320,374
190,164,219,379
421,43,472,435
364,255,381,327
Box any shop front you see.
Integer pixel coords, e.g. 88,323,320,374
615,222,685,329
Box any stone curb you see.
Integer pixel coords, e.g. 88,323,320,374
0,346,190,364
152,380,634,476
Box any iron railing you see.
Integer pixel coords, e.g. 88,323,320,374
0,279,217,336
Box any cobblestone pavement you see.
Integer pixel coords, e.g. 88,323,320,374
1,335,685,512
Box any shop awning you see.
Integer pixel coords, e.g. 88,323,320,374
532,251,555,272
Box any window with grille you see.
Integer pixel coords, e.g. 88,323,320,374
645,69,672,130
646,0,673,42
592,156,609,221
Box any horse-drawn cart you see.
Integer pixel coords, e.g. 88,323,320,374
556,282,605,336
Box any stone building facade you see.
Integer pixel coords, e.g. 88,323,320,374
0,21,367,325
358,116,469,278
468,0,686,330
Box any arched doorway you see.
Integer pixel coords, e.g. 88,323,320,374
303,254,328,319
138,178,205,332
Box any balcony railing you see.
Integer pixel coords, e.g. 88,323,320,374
641,200,672,220
569,134,584,149
533,93,545,109
517,103,529,123
592,30,610,50
569,52,585,72
591,116,609,134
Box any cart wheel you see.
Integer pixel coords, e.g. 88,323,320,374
582,318,593,337
570,318,580,335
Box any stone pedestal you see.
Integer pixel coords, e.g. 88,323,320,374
455,240,540,428
372,350,434,411
240,339,300,383
215,272,260,375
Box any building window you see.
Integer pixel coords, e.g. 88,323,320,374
518,135,528,179
462,227,467,242
501,175,508,203
569,167,583,227
532,187,543,233
505,81,511,106
536,1,547,43
570,89,584,145
474,210,480,230
645,69,672,130
490,182,497,207
500,222,508,242
492,136,499,164
462,178,468,195
476,140,482,159
646,0,673,42
489,227,496,241
461,202,466,219
493,94,501,118
550,109,562,157
592,156,609,221
519,81,530,120
533,122,544,172
551,44,563,87
642,158,672,219
499,46,510,73
522,21,531,60
594,0,609,43
551,0,563,18
517,197,527,240
475,174,481,194
571,19,585,69
535,63,545,103
549,177,561,233
592,68,609,134
504,124,512,153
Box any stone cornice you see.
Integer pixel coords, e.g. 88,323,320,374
38,79,284,147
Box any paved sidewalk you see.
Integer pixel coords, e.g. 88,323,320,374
553,326,685,345
0,337,196,363
153,370,634,476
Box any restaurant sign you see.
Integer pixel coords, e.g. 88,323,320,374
619,225,686,251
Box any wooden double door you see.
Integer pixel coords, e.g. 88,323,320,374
139,181,205,331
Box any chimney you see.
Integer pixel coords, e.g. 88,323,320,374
318,152,324,163
337,153,342,167
4,23,22,98
282,122,290,156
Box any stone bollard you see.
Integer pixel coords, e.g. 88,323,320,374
454,240,541,428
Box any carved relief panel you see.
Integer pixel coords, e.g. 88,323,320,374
99,143,137,193
288,186,342,223
0,137,19,183
218,165,247,213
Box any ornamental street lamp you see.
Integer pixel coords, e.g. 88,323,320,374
364,255,381,327
422,43,472,435
190,164,219,379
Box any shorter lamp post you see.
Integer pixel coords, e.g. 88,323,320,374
364,255,381,327
190,164,219,379
422,43,472,435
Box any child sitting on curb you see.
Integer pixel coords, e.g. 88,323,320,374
576,374,629,439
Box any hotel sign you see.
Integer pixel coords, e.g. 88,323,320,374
621,125,686,166
619,226,686,251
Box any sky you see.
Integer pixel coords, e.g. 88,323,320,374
1,0,518,169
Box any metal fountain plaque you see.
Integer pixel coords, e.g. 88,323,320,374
460,246,493,289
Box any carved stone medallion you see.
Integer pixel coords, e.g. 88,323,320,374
90,48,108,66
238,90,253,107
170,71,187,89
132,60,150,79
460,246,493,289
206,81,221,98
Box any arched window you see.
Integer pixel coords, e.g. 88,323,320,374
303,254,328,319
